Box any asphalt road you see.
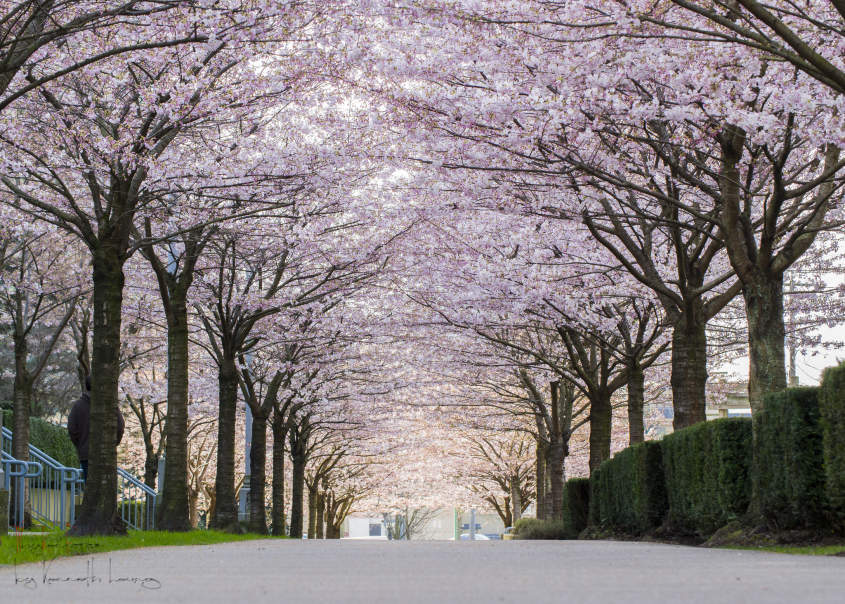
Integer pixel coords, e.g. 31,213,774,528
1,539,843,603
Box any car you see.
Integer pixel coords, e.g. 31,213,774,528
459,532,491,540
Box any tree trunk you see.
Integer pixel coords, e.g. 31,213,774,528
210,353,239,531
247,413,269,534
143,451,158,490
670,310,708,430
588,390,612,473
271,416,287,536
744,273,787,413
535,442,546,520
510,476,522,526
11,342,32,528
316,492,325,539
307,485,318,539
157,297,191,530
289,439,307,539
70,246,125,536
627,364,645,445
547,439,565,519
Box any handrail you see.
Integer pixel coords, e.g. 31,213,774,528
1,452,44,529
117,467,157,531
2,424,156,531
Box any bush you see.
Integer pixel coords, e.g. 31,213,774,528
1,410,78,467
588,441,666,535
753,387,827,530
662,417,752,537
563,478,590,538
513,517,569,540
820,362,845,531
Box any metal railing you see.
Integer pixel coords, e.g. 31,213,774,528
1,451,43,529
118,468,157,531
1,425,155,531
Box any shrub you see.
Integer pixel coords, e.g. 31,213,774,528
513,517,569,540
753,387,827,530
588,441,666,535
820,362,845,531
563,478,590,538
1,410,79,467
662,417,752,537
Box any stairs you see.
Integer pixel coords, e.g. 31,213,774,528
1,426,156,531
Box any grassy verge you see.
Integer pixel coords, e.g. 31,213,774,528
724,544,845,556
0,530,284,565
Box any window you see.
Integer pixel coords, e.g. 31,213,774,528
369,523,382,537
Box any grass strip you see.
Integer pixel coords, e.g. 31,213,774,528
723,544,845,556
0,530,283,565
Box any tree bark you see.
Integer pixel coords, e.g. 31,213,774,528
670,310,708,430
11,341,32,527
535,442,546,520
315,491,325,539
157,296,191,530
69,245,125,536
744,273,787,412
307,485,318,539
210,353,239,531
271,415,287,536
547,438,565,519
143,450,158,490
627,364,645,445
247,413,269,534
510,476,522,526
289,434,307,539
588,390,612,473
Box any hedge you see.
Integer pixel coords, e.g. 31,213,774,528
753,387,828,530
562,478,590,538
662,417,751,537
513,517,568,540
820,363,845,531
589,441,666,535
1,410,79,467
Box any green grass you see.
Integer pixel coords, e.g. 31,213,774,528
0,530,284,565
724,544,845,556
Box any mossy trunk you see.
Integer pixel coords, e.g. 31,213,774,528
210,353,239,531
157,297,191,531
744,273,787,413
271,416,287,536
670,310,708,430
627,364,645,445
69,246,125,536
247,413,269,534
588,390,612,473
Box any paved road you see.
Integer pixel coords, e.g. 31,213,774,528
1,539,843,603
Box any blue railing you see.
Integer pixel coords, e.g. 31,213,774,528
2,425,154,531
1,451,43,529
118,468,157,531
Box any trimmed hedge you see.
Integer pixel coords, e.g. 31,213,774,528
589,441,666,535
513,517,568,540
820,363,845,531
753,387,827,530
662,417,752,537
563,478,590,538
1,410,79,467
